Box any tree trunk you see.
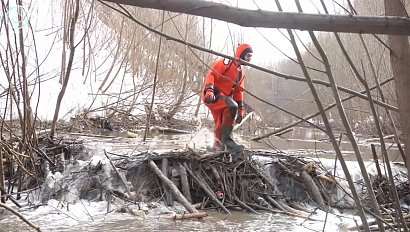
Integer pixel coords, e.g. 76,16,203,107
102,0,410,35
50,0,80,137
385,0,410,180
0,149,4,203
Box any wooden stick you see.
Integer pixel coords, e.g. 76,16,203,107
0,185,21,208
198,151,226,161
172,212,208,220
104,150,131,197
0,202,42,231
266,195,289,213
300,170,326,211
277,200,309,217
0,148,5,203
162,158,173,206
288,201,313,213
248,203,283,214
265,196,317,221
272,127,294,137
178,163,192,202
152,126,190,134
69,132,117,138
148,160,198,213
233,112,254,131
210,166,223,191
370,144,383,179
233,195,259,214
249,162,277,191
183,162,231,214
161,212,207,220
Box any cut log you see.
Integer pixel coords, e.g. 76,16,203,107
162,158,173,206
172,212,208,220
148,160,198,213
300,170,326,211
178,164,192,202
365,134,395,143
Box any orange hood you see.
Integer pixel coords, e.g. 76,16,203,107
235,44,253,60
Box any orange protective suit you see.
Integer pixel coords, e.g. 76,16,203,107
202,44,253,151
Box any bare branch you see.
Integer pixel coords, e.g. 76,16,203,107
102,0,410,35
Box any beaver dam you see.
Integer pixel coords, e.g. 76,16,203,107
1,130,409,232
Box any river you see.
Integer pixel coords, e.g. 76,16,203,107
0,127,404,232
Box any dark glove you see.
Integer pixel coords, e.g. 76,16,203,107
235,115,243,124
204,89,216,103
236,107,244,124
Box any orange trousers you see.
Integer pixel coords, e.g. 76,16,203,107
205,96,238,148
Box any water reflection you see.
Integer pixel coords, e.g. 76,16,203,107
70,126,402,162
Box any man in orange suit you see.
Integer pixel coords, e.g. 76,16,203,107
202,44,253,152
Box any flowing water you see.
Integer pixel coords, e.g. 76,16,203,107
0,127,404,232
1,198,352,232
1,205,303,232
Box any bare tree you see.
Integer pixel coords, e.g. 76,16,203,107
385,0,410,180
50,0,81,137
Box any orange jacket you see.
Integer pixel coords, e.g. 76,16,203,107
202,44,252,105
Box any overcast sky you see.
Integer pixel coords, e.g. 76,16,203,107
205,0,344,65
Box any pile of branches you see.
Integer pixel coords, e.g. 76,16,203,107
118,149,337,219
0,134,86,232
2,133,409,230
119,149,410,226
0,135,85,201
64,112,200,134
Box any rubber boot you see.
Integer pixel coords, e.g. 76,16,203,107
220,126,243,153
